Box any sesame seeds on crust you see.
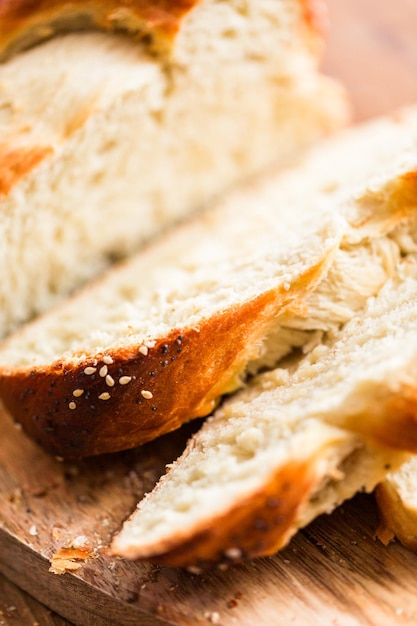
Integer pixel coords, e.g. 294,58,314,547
2,322,244,458
99,365,108,377
67,354,145,412
119,376,132,385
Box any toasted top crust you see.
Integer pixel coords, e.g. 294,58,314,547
0,284,317,458
0,0,327,61
0,0,197,59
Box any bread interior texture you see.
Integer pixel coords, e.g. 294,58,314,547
0,187,340,366
2,110,417,369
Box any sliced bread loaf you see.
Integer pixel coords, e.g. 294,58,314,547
1,109,417,458
111,267,417,567
0,0,347,337
0,176,341,458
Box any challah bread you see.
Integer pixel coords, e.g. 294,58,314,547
0,0,347,338
375,457,417,551
1,108,417,459
111,268,417,567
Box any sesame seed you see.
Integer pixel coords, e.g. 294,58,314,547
141,390,153,399
119,376,132,385
98,392,111,401
103,355,113,365
73,389,84,397
84,367,97,375
99,365,108,377
105,375,115,387
69,402,77,410
139,345,149,356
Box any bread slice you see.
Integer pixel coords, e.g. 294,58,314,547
375,457,417,551
111,267,417,567
0,0,347,338
0,176,341,458
1,108,417,459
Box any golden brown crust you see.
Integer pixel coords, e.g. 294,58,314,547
112,459,320,567
375,481,417,551
0,0,198,60
0,291,290,459
0,256,328,459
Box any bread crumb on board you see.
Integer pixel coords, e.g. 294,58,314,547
49,537,92,575
28,524,38,536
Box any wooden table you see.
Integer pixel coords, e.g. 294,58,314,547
324,0,417,120
2,1,417,624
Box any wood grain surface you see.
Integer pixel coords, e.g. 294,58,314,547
3,412,417,626
2,1,417,625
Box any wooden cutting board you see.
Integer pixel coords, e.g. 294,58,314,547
3,411,417,626
2,1,417,625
